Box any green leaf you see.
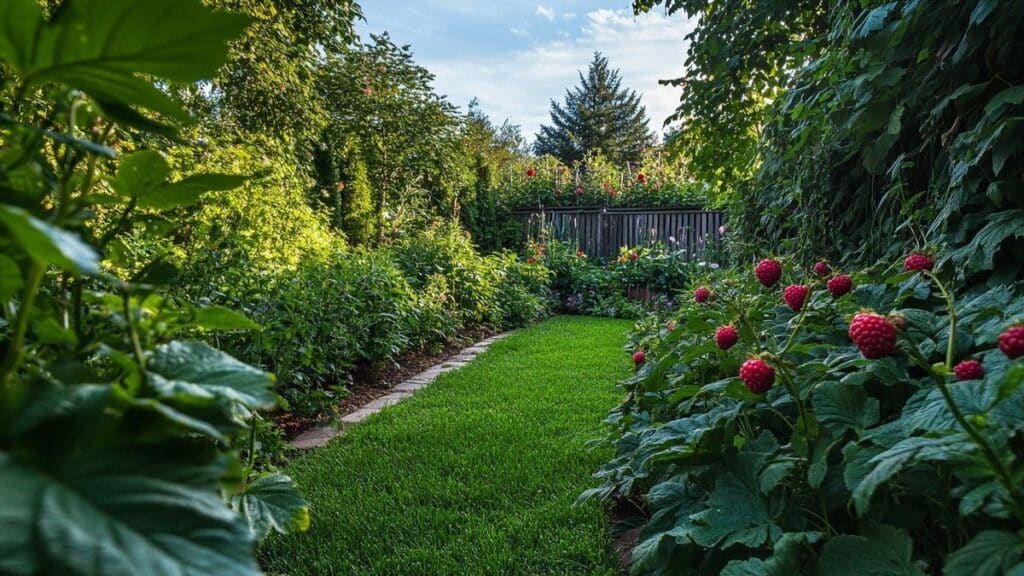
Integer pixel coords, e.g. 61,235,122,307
0,254,23,301
0,204,100,274
944,530,1024,576
818,523,925,576
851,434,970,515
193,306,260,332
0,445,260,576
0,0,40,71
112,150,171,198
984,85,1024,117
6,0,249,121
137,173,248,211
813,381,880,434
948,210,1024,274
722,532,822,576
147,341,276,412
230,473,310,541
853,3,897,39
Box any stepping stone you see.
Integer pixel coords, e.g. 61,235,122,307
340,408,379,424
290,425,340,450
361,392,412,411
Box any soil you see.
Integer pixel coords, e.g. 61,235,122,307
274,325,497,438
605,495,648,574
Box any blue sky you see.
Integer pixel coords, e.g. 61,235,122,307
356,1,695,142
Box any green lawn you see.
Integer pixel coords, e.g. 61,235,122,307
261,315,633,576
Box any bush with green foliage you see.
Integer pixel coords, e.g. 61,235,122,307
0,1,310,574
585,255,1024,575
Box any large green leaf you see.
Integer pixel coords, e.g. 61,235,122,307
146,341,277,420
0,445,260,576
229,473,310,541
111,152,246,210
0,254,23,301
193,306,261,332
813,381,880,434
817,523,925,576
0,204,100,274
3,0,248,121
944,530,1024,576
851,434,971,515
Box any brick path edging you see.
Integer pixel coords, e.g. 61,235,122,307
289,332,513,450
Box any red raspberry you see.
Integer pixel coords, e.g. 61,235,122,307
953,360,984,381
740,358,775,394
526,168,536,177
783,284,810,312
694,287,711,303
998,326,1024,359
827,274,853,297
755,259,782,287
813,261,830,278
903,253,934,272
849,312,898,359
633,350,646,365
715,326,738,350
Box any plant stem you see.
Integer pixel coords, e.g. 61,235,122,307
123,290,148,388
247,414,258,474
925,271,957,369
0,266,45,389
902,337,1024,518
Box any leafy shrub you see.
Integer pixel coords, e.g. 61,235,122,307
586,256,1024,575
0,1,309,573
391,222,500,325
491,253,551,328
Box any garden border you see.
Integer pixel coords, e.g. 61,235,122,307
289,332,513,449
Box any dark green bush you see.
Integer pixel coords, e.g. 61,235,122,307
585,255,1024,575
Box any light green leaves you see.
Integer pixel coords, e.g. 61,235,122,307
0,205,100,274
111,151,246,210
230,474,310,541
1,0,249,123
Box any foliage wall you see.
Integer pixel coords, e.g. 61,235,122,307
638,0,1024,283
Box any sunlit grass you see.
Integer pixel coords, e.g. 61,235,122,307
261,316,633,576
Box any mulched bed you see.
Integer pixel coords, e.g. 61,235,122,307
274,325,497,438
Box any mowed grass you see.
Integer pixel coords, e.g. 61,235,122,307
260,315,633,576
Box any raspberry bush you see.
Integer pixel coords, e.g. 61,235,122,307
586,255,1024,575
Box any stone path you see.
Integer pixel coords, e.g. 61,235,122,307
289,332,512,450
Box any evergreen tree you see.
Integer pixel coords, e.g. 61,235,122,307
535,52,655,165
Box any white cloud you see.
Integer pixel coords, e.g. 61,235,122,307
510,26,530,38
425,8,696,143
536,4,556,21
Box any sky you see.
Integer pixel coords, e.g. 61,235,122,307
356,1,695,142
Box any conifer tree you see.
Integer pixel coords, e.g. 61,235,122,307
535,52,655,165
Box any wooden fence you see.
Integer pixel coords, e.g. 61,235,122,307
512,207,726,260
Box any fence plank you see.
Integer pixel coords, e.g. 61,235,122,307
512,207,725,261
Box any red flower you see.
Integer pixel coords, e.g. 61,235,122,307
526,168,536,177
526,256,536,264
554,188,562,196
629,251,639,261
576,187,584,196
633,350,646,365
335,181,345,191
576,250,586,258
637,172,646,183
